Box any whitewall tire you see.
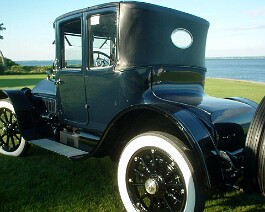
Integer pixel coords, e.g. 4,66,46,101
0,100,29,156
117,132,205,211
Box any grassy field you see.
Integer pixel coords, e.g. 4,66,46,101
0,74,265,211
205,78,264,103
0,74,45,90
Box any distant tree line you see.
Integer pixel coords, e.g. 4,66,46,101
0,23,5,40
0,58,52,75
0,23,52,75
0,56,52,75
0,23,6,68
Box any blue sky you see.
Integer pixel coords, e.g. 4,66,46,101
0,0,264,60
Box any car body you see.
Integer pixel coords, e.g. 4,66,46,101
0,2,264,211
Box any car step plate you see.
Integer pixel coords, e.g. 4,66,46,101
29,138,88,158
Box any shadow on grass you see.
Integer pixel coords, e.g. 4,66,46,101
0,146,125,211
205,189,265,211
1,145,265,211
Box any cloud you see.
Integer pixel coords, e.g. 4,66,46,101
248,7,265,16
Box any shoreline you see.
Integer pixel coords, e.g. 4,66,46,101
206,77,265,85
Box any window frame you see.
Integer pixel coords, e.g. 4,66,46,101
86,7,118,71
58,14,83,72
55,7,118,73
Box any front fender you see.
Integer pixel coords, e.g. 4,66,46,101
0,89,38,140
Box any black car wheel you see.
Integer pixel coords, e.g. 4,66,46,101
258,132,265,195
117,132,205,211
244,96,265,195
0,100,29,156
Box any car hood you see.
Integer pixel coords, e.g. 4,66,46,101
31,79,56,96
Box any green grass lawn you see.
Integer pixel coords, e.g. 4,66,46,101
0,74,46,89
205,78,265,103
0,75,265,211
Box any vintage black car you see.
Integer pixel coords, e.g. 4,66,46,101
1,2,265,211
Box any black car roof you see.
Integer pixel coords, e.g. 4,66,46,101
54,1,209,70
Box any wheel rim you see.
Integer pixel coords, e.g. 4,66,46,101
0,107,22,152
126,147,187,211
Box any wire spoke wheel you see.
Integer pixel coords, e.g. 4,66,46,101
127,148,186,211
0,107,22,151
118,132,205,212
0,100,29,156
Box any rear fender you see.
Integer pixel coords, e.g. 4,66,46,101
226,97,258,109
169,107,223,188
0,89,38,140
98,104,223,189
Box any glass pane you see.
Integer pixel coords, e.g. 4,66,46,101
171,28,193,49
89,13,117,68
62,19,82,69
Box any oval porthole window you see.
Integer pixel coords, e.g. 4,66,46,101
171,28,193,49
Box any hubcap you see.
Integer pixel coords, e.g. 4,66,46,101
2,122,12,133
145,178,158,195
127,148,186,211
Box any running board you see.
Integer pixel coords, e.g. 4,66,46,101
29,138,89,159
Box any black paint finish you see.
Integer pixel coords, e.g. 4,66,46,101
0,2,258,189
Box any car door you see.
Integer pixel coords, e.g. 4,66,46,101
55,14,88,125
84,10,119,132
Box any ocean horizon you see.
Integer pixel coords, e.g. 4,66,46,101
15,57,265,83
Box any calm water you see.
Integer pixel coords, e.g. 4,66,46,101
16,58,265,83
206,58,265,83
16,60,53,66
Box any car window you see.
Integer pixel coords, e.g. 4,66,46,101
89,13,117,68
61,19,82,69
